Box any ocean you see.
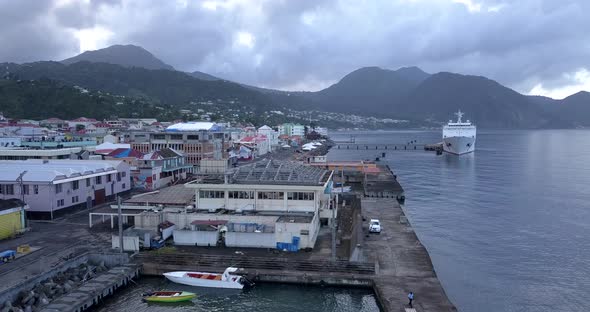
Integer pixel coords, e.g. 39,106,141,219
328,130,590,312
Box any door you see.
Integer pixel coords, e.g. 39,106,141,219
94,189,106,205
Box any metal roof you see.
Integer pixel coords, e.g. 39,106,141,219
0,159,123,183
124,185,195,206
230,160,330,186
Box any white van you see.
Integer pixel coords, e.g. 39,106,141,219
369,219,381,233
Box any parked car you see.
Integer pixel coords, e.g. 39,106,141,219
0,250,16,264
369,219,381,234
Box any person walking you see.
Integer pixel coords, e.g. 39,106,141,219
408,291,414,307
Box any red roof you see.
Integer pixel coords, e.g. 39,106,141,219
93,122,111,128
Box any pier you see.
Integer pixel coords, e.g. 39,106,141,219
336,144,426,151
41,264,140,312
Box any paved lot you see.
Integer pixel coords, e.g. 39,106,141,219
362,198,457,312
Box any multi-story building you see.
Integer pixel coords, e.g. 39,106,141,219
173,160,335,249
0,159,131,219
277,123,305,137
125,122,233,169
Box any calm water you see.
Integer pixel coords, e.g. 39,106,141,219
93,277,380,312
328,130,590,312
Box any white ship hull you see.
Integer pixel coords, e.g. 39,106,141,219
442,136,476,155
163,271,244,289
442,110,476,155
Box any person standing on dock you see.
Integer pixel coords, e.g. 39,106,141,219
408,291,414,307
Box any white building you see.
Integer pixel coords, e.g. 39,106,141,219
312,127,328,137
175,160,334,250
0,159,131,219
277,123,305,137
257,125,279,150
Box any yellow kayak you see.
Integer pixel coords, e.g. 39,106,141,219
143,291,196,303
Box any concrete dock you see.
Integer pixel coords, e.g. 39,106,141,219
363,198,456,311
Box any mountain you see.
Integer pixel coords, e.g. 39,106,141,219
559,91,590,127
310,66,430,115
399,72,554,128
62,44,175,71
2,61,279,112
0,78,178,120
190,71,219,81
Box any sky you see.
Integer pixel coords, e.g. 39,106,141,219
0,0,589,99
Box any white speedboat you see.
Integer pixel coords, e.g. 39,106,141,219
163,267,245,289
442,110,476,155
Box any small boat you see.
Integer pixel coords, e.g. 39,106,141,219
163,267,246,289
142,291,196,303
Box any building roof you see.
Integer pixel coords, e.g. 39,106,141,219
165,122,219,132
71,117,97,122
229,159,331,186
0,159,124,183
106,148,144,159
258,125,272,131
124,185,195,206
142,148,183,160
95,142,131,154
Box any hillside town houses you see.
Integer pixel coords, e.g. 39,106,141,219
0,111,332,249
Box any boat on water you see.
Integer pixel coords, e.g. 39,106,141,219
163,267,246,289
142,291,196,303
442,110,476,155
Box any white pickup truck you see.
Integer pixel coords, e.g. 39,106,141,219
369,219,381,234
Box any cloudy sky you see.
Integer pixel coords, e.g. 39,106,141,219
1,0,589,98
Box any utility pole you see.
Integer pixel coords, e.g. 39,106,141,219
117,196,124,253
331,192,337,262
17,171,28,230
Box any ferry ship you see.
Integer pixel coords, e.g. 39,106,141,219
442,110,476,155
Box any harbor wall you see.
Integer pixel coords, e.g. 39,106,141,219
0,252,130,306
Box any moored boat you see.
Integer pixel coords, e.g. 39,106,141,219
163,267,246,289
142,291,196,303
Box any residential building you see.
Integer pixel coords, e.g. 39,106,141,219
257,125,279,149
68,117,97,130
312,127,329,137
235,135,270,157
39,118,68,130
135,148,192,190
277,123,305,137
0,159,131,219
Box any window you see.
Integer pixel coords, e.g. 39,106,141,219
170,134,183,140
55,184,63,194
86,178,91,187
57,199,65,207
107,174,112,183
95,176,102,184
23,185,29,195
122,172,126,178
257,192,284,200
72,196,79,203
287,192,315,201
117,173,121,182
122,183,126,189
187,135,199,140
153,134,165,140
72,180,79,190
34,185,39,194
199,190,225,198
228,191,254,199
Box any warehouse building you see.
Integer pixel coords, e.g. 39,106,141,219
0,159,131,219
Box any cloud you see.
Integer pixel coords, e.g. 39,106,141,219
0,0,589,97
